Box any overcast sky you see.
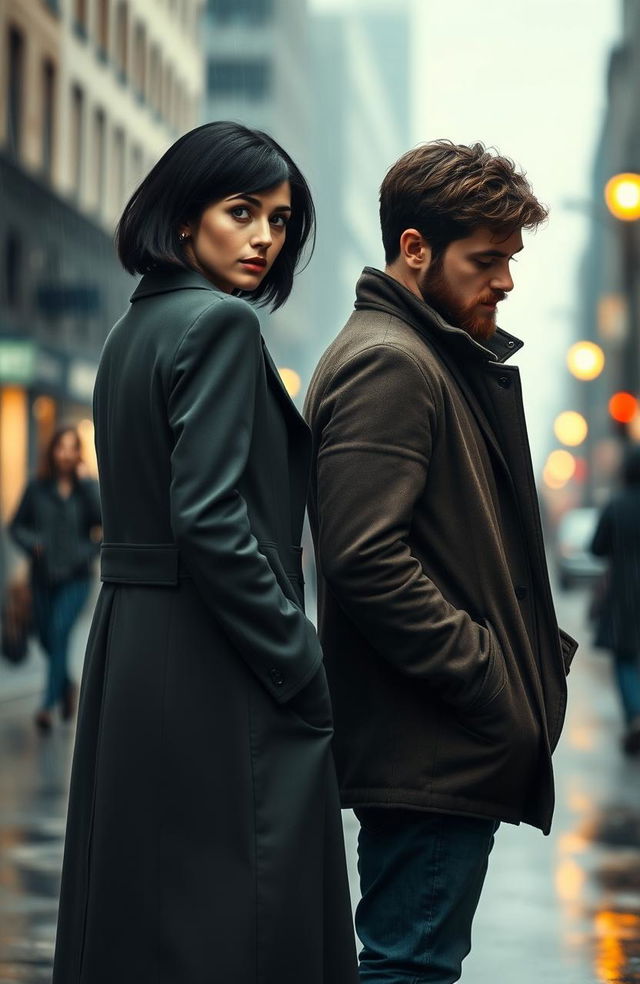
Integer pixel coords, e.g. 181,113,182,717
310,0,621,470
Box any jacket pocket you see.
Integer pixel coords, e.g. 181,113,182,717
559,627,578,676
471,618,508,712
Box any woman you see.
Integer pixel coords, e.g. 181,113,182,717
591,445,640,755
9,427,101,731
52,122,358,984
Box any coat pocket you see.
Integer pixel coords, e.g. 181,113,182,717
471,618,508,712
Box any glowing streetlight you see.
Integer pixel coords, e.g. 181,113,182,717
566,341,605,381
543,449,576,490
608,391,638,424
278,367,301,399
604,173,640,222
554,411,588,447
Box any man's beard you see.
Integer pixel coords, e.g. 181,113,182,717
419,263,504,342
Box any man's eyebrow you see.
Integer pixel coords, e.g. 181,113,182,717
470,246,525,258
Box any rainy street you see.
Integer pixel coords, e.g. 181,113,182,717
0,580,638,984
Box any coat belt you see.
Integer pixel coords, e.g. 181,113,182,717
100,543,190,586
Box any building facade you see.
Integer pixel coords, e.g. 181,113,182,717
308,2,412,376
0,0,203,580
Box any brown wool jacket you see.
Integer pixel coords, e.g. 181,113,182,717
304,267,578,834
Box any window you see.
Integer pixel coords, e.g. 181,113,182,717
41,60,55,180
207,0,272,25
5,231,22,310
207,58,270,100
133,23,146,98
74,0,88,38
112,126,125,210
6,26,24,157
149,45,160,112
115,1,128,80
70,84,84,196
97,0,109,57
94,108,106,213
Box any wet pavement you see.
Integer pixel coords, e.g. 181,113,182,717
1,586,639,982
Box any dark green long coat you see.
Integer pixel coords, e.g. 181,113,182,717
304,268,578,835
52,269,358,984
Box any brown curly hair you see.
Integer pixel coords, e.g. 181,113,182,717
380,140,548,264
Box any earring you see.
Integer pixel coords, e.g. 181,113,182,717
179,231,188,241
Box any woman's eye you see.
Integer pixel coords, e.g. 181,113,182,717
230,206,250,219
270,214,288,228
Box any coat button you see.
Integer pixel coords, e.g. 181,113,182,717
497,375,512,388
269,667,285,686
515,585,528,600
507,340,515,348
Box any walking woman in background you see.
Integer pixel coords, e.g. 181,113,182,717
591,445,640,755
9,427,101,731
52,122,358,984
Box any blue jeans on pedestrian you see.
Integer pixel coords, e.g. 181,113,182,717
355,808,499,984
32,577,90,710
613,650,640,724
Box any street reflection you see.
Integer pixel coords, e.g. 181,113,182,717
595,910,640,984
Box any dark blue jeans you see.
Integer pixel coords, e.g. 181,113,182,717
613,650,640,724
355,808,498,984
32,577,90,710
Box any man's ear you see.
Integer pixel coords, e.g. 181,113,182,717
399,228,432,273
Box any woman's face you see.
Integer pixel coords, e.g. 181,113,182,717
181,181,292,294
53,432,81,478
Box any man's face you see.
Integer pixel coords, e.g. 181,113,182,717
419,226,523,341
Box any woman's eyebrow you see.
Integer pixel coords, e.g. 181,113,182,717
225,193,292,211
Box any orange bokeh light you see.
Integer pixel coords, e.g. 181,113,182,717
608,391,638,423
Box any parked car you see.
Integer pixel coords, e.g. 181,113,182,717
555,506,607,591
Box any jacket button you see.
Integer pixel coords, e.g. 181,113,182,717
507,340,515,348
269,667,285,686
497,375,512,388
515,585,528,600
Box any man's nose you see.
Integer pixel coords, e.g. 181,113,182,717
491,266,514,293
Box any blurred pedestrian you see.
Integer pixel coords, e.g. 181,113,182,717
52,122,358,984
9,427,100,731
304,141,578,984
591,446,640,754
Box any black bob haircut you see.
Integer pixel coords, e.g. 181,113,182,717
116,121,315,311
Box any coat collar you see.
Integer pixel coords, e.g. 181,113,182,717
354,267,523,365
130,267,225,302
130,268,310,436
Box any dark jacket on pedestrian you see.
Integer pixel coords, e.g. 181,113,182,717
591,472,640,652
52,269,358,984
304,267,577,835
10,477,101,585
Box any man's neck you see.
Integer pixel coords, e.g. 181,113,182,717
384,264,423,301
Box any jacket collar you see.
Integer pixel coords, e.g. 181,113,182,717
354,267,523,365
130,267,224,302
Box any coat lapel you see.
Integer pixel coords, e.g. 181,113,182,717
260,339,311,437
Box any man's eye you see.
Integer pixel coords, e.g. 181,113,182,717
475,259,492,269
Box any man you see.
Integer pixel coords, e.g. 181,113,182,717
303,141,578,984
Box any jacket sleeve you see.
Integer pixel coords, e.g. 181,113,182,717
310,343,500,714
9,481,42,556
167,296,322,704
591,503,612,557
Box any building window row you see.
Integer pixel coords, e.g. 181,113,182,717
207,0,273,26
5,24,57,182
73,0,201,55
207,58,271,101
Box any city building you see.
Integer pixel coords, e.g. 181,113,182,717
0,0,204,580
202,0,312,390
573,0,640,504
308,1,412,378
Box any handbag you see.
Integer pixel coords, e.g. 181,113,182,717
1,566,33,665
